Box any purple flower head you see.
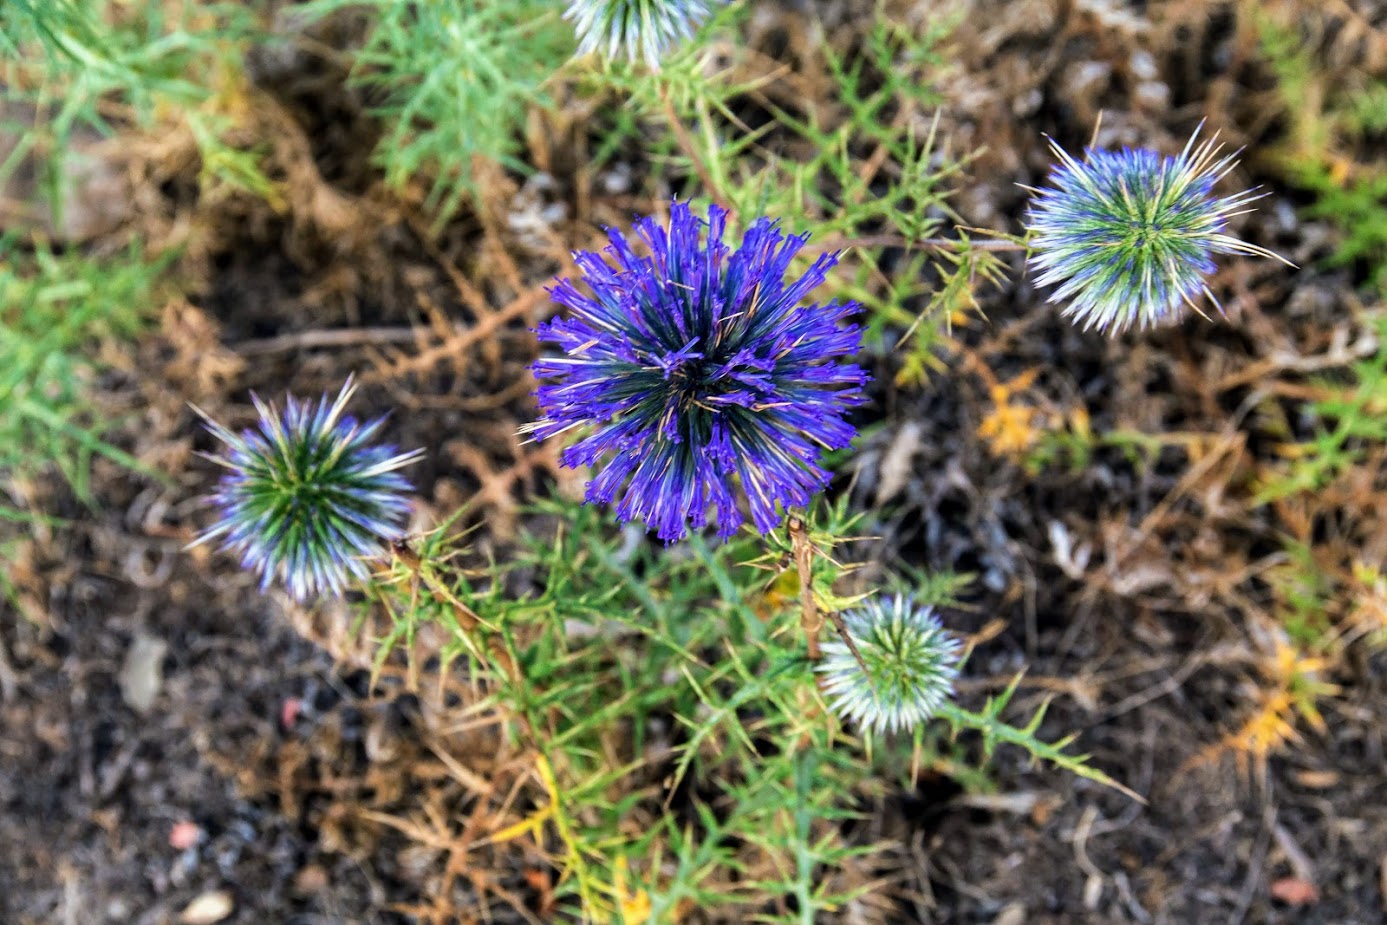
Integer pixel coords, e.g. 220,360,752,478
192,376,422,601
527,201,868,542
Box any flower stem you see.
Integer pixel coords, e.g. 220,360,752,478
658,83,732,217
805,235,1028,254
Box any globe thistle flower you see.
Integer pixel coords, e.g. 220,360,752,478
817,595,962,735
192,377,422,601
527,201,867,543
1025,126,1286,334
565,0,718,70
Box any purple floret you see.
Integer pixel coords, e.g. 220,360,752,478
527,201,868,542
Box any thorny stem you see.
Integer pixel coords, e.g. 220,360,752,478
828,607,872,681
907,237,1026,252
788,515,823,662
658,83,733,218
805,235,1028,254
787,515,872,681
389,538,535,741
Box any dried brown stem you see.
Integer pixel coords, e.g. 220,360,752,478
825,608,872,680
788,516,873,681
788,515,822,662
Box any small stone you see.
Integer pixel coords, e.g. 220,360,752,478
119,634,168,715
1270,876,1318,906
994,902,1026,925
169,820,203,850
0,103,133,241
875,421,923,505
1291,769,1339,789
178,890,234,924
293,864,330,895
280,697,302,731
1083,872,1103,909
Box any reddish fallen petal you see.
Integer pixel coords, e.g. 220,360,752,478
280,697,303,731
1270,876,1319,906
168,820,202,850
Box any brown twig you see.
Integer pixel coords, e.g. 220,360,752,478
825,607,872,680
234,327,426,356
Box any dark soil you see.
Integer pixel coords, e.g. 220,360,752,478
3,1,1386,923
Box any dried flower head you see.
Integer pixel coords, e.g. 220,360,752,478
192,377,421,601
527,201,867,543
565,0,717,70
1025,125,1286,334
817,595,962,735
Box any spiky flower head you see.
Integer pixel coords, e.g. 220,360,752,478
565,0,718,70
1025,125,1284,334
192,377,422,601
817,595,962,735
527,200,867,543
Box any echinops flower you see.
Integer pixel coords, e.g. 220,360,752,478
817,595,962,735
565,0,718,70
1025,126,1285,334
527,201,867,543
192,377,421,601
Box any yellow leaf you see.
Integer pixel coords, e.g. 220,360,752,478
536,753,559,802
488,754,560,845
488,804,553,845
613,857,652,924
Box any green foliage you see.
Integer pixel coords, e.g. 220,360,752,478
1296,165,1387,293
1235,15,1387,732
1255,312,1387,505
935,679,1140,802
366,498,1133,920
0,0,274,215
1026,419,1173,476
300,0,574,231
1255,13,1387,295
2,2,1144,915
0,237,168,508
580,8,1003,385
0,2,235,514
1265,540,1336,648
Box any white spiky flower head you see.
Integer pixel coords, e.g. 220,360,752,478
565,0,719,71
817,594,962,735
192,377,422,601
1025,123,1289,335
